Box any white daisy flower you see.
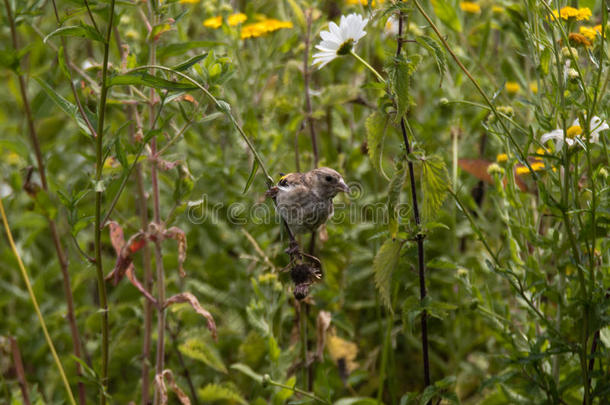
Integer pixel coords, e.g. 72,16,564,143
312,13,368,69
540,116,609,150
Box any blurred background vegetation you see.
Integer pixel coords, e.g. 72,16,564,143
0,0,608,404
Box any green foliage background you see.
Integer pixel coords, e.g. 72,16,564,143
0,0,608,404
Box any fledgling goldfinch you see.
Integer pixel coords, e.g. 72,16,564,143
269,167,349,235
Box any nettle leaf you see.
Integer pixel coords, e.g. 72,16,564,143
421,154,449,222
44,24,104,43
179,338,227,373
431,0,462,33
373,239,404,310
388,55,420,122
387,160,407,238
365,111,388,174
198,383,247,405
415,36,447,85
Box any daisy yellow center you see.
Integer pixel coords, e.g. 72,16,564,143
337,39,355,56
566,125,582,138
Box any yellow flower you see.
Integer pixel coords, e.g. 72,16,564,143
505,81,521,94
594,25,602,34
5,151,20,165
346,0,384,5
579,26,598,40
516,161,545,175
460,1,481,14
227,13,247,26
203,16,222,29
492,5,504,13
535,147,547,155
566,125,583,138
552,7,592,21
529,81,538,93
240,18,293,39
179,0,198,3
496,153,508,163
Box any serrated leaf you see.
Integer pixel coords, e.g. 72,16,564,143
389,56,411,121
415,36,447,85
44,24,104,43
373,239,403,309
179,338,227,373
387,161,407,238
431,0,462,32
421,154,449,222
198,384,247,405
365,111,388,174
108,71,197,91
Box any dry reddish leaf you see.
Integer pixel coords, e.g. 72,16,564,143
155,370,190,405
458,158,528,192
105,228,147,285
316,310,332,359
108,221,125,253
163,227,187,277
126,267,157,307
164,292,216,340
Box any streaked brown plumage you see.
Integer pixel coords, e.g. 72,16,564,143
271,167,349,234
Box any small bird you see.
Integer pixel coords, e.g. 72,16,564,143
269,167,349,235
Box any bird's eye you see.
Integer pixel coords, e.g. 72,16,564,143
325,175,333,182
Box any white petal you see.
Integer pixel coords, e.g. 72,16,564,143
320,30,339,43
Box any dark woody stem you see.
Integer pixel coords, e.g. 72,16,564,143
395,12,431,391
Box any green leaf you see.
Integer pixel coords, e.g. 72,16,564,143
57,46,71,79
179,338,227,373
388,55,419,122
273,376,296,405
0,49,19,72
387,160,407,238
431,0,462,32
157,41,224,58
107,71,198,91
44,24,104,44
172,54,208,72
230,363,263,383
373,239,403,310
334,398,383,405
421,154,449,222
365,111,388,175
415,36,447,85
243,159,259,194
36,78,97,137
198,384,247,405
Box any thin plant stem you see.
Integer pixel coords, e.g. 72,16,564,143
299,301,309,390
94,0,116,402
3,0,87,402
394,12,430,390
265,377,330,404
10,337,31,405
350,51,385,83
303,9,319,168
0,197,77,405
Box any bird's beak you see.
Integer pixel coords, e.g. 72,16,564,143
337,179,350,193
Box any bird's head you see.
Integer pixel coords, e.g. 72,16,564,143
310,167,349,198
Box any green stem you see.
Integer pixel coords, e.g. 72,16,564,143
0,198,77,405
265,378,330,404
299,302,309,390
350,51,386,83
94,0,116,402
